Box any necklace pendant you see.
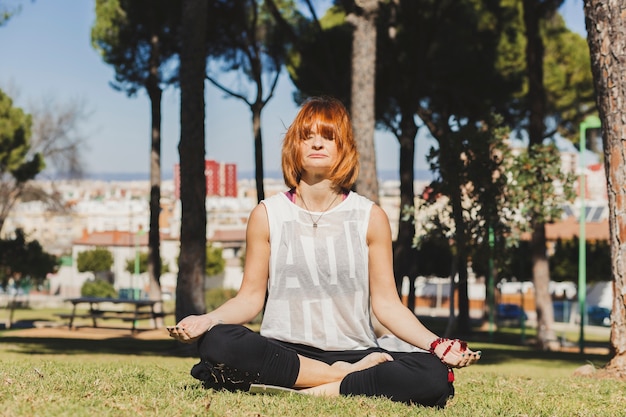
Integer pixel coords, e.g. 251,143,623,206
313,223,318,228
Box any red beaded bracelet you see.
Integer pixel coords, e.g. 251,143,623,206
429,338,457,382
429,337,449,354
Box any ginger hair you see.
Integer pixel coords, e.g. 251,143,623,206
281,97,359,191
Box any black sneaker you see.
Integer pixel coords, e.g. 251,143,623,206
191,361,260,392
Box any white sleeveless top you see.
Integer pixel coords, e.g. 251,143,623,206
259,191,378,350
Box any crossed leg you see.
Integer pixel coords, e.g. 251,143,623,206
294,351,393,395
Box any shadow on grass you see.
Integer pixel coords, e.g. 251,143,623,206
0,320,199,358
0,334,199,357
1,316,611,367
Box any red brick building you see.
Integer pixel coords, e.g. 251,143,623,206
174,160,238,199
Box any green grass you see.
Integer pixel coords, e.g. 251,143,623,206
1,310,624,417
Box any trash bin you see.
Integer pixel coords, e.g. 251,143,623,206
118,288,142,300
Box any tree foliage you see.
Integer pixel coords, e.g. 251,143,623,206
417,115,514,289
542,13,596,140
0,228,57,289
280,4,351,103
0,91,90,237
548,238,611,283
125,252,170,275
91,0,180,96
76,247,114,273
206,0,300,202
28,96,89,179
0,89,44,234
0,1,22,27
506,142,576,228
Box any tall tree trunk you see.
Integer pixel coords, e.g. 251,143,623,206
437,133,471,333
523,0,557,349
393,111,418,310
252,102,265,202
451,181,470,334
531,222,556,347
147,83,163,304
584,0,626,376
348,0,379,203
176,0,208,321
147,15,163,309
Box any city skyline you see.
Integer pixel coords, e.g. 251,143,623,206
1,1,586,177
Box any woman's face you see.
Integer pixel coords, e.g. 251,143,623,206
299,125,338,176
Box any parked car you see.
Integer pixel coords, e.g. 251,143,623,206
496,303,528,322
587,306,611,327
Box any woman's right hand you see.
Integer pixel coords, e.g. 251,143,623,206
167,315,221,343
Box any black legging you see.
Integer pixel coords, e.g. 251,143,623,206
192,324,453,407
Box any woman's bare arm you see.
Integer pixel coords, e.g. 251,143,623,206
169,203,270,342
367,205,480,368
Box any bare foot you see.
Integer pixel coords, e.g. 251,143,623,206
331,352,393,375
300,353,393,397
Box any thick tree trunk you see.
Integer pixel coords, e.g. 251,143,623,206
348,0,379,203
147,83,163,309
393,112,418,310
531,223,558,349
252,103,265,202
451,186,470,334
522,0,557,349
146,21,163,308
584,0,626,376
438,134,471,333
176,0,208,322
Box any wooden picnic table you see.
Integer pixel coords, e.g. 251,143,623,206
59,297,168,333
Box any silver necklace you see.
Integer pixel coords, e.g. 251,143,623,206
299,192,339,228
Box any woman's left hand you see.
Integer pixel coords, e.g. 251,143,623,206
432,338,481,368
167,314,220,344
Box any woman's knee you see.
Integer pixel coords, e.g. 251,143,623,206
340,353,453,407
198,324,258,363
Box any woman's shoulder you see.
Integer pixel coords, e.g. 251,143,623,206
259,191,295,212
346,191,376,208
261,190,291,206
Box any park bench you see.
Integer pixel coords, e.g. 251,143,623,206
57,297,171,333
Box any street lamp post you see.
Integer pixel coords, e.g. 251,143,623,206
578,114,601,354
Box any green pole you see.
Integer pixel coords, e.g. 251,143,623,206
578,121,586,354
578,115,601,354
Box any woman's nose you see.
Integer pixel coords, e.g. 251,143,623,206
311,135,324,148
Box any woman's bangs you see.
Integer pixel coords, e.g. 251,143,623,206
299,104,335,137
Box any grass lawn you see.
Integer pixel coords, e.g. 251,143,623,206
1,308,624,417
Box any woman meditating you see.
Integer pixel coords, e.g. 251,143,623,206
168,96,480,407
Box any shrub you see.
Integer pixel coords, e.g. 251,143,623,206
206,244,225,277
205,287,237,312
77,248,113,274
81,279,117,298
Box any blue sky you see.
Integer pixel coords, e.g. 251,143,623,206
0,0,586,178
